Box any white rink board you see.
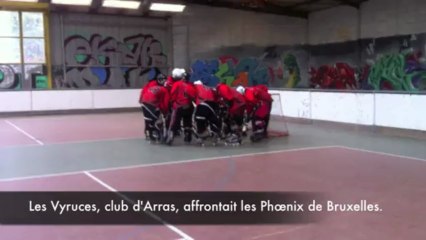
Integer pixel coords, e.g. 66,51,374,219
32,90,92,111
0,91,31,112
1,89,425,131
375,93,426,131
269,90,311,118
310,92,374,125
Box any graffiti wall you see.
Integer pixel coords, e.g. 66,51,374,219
189,46,309,88
308,35,426,91
191,34,426,91
308,42,359,89
0,65,48,90
0,65,22,90
360,34,426,91
53,33,167,89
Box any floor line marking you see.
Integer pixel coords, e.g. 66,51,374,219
4,120,44,145
42,136,144,147
336,145,426,162
0,145,338,182
83,171,194,240
0,136,144,150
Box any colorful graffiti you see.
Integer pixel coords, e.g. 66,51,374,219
44,30,424,91
0,65,20,89
282,54,301,88
192,34,426,91
190,53,300,88
190,57,269,87
58,34,167,88
309,63,357,89
308,55,426,91
367,51,426,91
308,34,426,91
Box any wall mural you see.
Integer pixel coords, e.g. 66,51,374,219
0,65,47,90
190,57,270,87
0,65,20,90
54,33,167,89
191,34,426,91
309,63,357,89
360,35,426,91
42,31,426,91
189,46,306,88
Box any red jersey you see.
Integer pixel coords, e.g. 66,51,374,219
216,83,234,102
164,76,175,91
139,80,158,102
244,86,272,104
216,83,245,116
194,84,217,105
244,85,272,117
170,80,196,109
139,82,170,114
255,84,269,93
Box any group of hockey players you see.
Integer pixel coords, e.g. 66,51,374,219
138,68,273,146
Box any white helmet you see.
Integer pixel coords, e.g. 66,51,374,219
172,68,185,79
194,80,203,85
181,68,188,79
236,85,245,94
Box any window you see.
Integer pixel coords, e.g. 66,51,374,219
0,38,21,63
0,10,48,90
0,11,20,37
22,12,44,37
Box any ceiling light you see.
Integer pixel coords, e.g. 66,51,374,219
51,0,92,6
103,0,141,9
150,3,185,12
3,0,39,2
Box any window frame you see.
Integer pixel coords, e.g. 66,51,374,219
0,2,51,90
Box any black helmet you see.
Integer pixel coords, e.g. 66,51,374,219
157,73,166,86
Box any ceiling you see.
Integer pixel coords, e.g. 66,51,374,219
184,0,368,18
38,0,368,18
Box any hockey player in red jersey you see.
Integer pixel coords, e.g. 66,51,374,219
139,74,169,142
166,68,196,145
237,84,272,142
193,80,222,145
164,75,175,91
216,82,246,145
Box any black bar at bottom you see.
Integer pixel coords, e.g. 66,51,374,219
0,192,325,225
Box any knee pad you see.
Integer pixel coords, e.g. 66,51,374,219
253,119,266,132
255,120,265,128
